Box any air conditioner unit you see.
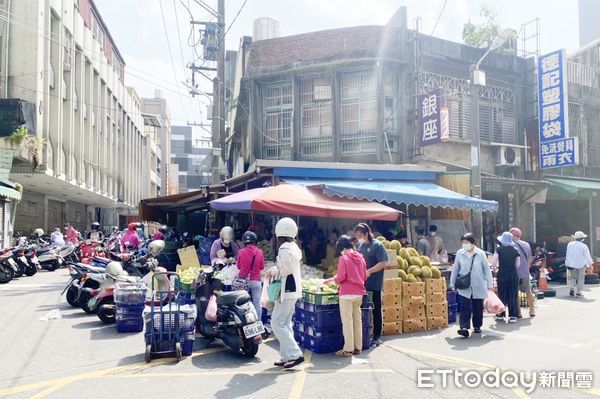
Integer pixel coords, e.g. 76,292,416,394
495,145,521,167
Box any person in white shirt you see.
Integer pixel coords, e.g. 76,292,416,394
50,228,65,246
565,231,594,297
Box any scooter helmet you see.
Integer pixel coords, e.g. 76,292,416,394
148,239,165,257
33,228,44,237
242,231,257,245
91,222,100,230
128,222,137,231
105,261,124,279
275,217,298,239
220,226,234,245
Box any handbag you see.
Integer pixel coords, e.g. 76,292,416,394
232,255,255,291
455,254,476,290
267,279,282,302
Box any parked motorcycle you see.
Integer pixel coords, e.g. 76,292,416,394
0,251,17,283
36,244,64,272
86,261,139,324
194,266,263,357
61,262,105,308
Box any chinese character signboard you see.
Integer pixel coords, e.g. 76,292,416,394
419,89,448,146
537,49,578,169
540,137,579,168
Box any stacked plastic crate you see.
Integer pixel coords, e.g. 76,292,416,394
143,302,197,356
293,291,373,354
446,290,458,323
115,282,148,333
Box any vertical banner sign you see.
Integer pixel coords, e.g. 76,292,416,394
419,88,446,146
537,49,578,169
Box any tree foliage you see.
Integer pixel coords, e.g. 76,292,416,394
462,2,515,54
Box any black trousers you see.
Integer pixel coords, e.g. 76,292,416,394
459,294,484,330
497,275,520,318
372,290,382,338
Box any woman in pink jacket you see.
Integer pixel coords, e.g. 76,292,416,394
327,235,367,356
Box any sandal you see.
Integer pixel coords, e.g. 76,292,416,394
335,350,353,357
274,359,286,367
353,349,361,355
283,356,305,369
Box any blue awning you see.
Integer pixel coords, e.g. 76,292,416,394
283,178,498,212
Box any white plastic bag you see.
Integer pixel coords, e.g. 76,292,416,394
39,309,62,321
260,276,274,310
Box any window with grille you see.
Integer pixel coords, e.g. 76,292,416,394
63,28,73,71
262,82,293,160
340,72,378,154
299,77,333,158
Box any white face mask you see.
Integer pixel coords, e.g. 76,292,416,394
358,239,365,245
462,243,472,252
222,238,231,245
430,232,436,237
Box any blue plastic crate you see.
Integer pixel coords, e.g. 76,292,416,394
116,303,145,319
295,300,339,312
295,321,342,338
446,291,458,305
116,316,144,333
182,338,194,356
294,307,342,328
295,331,344,354
178,291,196,305
362,325,373,350
448,303,458,312
448,311,457,323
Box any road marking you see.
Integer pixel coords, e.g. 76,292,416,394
101,368,395,379
288,350,312,399
386,344,496,370
0,347,226,397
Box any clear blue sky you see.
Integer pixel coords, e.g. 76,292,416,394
95,0,580,130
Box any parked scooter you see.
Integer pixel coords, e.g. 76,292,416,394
194,265,263,357
35,243,64,272
0,251,17,283
61,262,105,308
87,261,139,324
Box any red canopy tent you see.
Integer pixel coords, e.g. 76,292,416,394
210,184,400,221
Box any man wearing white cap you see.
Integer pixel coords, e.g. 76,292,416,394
565,231,593,297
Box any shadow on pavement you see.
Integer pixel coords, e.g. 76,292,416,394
444,332,503,351
214,371,280,399
488,318,533,333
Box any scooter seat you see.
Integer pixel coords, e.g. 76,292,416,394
36,248,52,255
216,291,251,307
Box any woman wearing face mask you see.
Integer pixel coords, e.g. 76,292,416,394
449,233,494,338
209,226,240,263
353,223,388,347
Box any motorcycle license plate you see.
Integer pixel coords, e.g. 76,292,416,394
7,258,18,271
31,257,39,264
243,321,265,339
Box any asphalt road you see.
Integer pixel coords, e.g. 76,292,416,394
0,269,599,399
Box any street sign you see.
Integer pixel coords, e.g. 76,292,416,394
537,49,577,169
419,89,447,147
540,137,579,169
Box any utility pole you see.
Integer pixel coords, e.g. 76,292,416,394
211,0,225,186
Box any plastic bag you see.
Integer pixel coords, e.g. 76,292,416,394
219,264,240,285
205,295,217,322
261,277,274,310
267,279,282,302
484,289,505,314
39,309,62,321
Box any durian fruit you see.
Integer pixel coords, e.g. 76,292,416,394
389,240,401,252
376,236,387,242
408,248,419,258
399,248,410,261
383,241,391,249
406,273,417,283
396,256,403,269
421,266,433,279
407,265,422,276
398,269,408,280
431,266,442,279
410,257,423,267
420,256,431,267
416,276,423,282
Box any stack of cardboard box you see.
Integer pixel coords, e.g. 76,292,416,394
382,278,403,335
424,278,448,329
402,281,426,333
